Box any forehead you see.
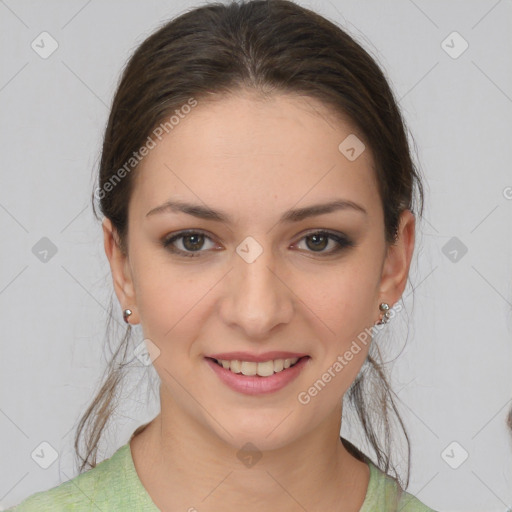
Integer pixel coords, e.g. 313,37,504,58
131,91,380,222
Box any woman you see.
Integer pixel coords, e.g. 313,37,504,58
8,0,438,510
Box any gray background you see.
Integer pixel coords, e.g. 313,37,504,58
1,0,511,510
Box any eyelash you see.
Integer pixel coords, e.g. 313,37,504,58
161,229,354,258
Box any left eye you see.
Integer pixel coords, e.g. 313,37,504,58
295,231,353,254
162,230,353,258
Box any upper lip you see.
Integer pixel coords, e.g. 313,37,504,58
206,351,309,362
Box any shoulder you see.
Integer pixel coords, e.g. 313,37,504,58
360,461,438,512
6,444,149,511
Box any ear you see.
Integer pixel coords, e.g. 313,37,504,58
378,209,416,306
102,217,138,323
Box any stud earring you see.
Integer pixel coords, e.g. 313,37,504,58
377,303,391,325
123,309,133,324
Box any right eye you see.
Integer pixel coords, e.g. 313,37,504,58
162,230,219,258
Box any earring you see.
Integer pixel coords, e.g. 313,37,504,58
377,303,391,325
123,309,133,324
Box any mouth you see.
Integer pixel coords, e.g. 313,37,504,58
206,356,308,376
204,355,310,395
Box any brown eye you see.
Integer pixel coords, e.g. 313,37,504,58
305,233,329,251
162,230,216,258
296,230,354,255
182,233,205,251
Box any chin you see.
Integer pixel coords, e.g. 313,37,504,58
209,416,302,453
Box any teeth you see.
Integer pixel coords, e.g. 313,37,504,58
230,360,241,373
215,357,301,376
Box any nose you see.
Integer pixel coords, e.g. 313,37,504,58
218,242,294,339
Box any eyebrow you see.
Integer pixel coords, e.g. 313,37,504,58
146,198,367,223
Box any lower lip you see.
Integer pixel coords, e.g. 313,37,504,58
205,356,310,395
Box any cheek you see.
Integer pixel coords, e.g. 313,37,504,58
129,246,199,339
137,276,201,340
298,275,378,403
304,256,382,341
131,255,224,374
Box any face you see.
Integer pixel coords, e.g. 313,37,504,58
104,90,414,451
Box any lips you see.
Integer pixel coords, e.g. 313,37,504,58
206,351,308,362
205,354,310,394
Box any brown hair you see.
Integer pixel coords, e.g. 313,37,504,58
77,0,424,493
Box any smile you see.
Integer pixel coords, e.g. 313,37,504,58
205,356,310,395
212,357,301,377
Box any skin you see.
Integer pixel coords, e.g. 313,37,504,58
102,89,415,511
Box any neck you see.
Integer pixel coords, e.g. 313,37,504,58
130,394,370,512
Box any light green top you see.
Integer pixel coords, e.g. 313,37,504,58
7,442,437,511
